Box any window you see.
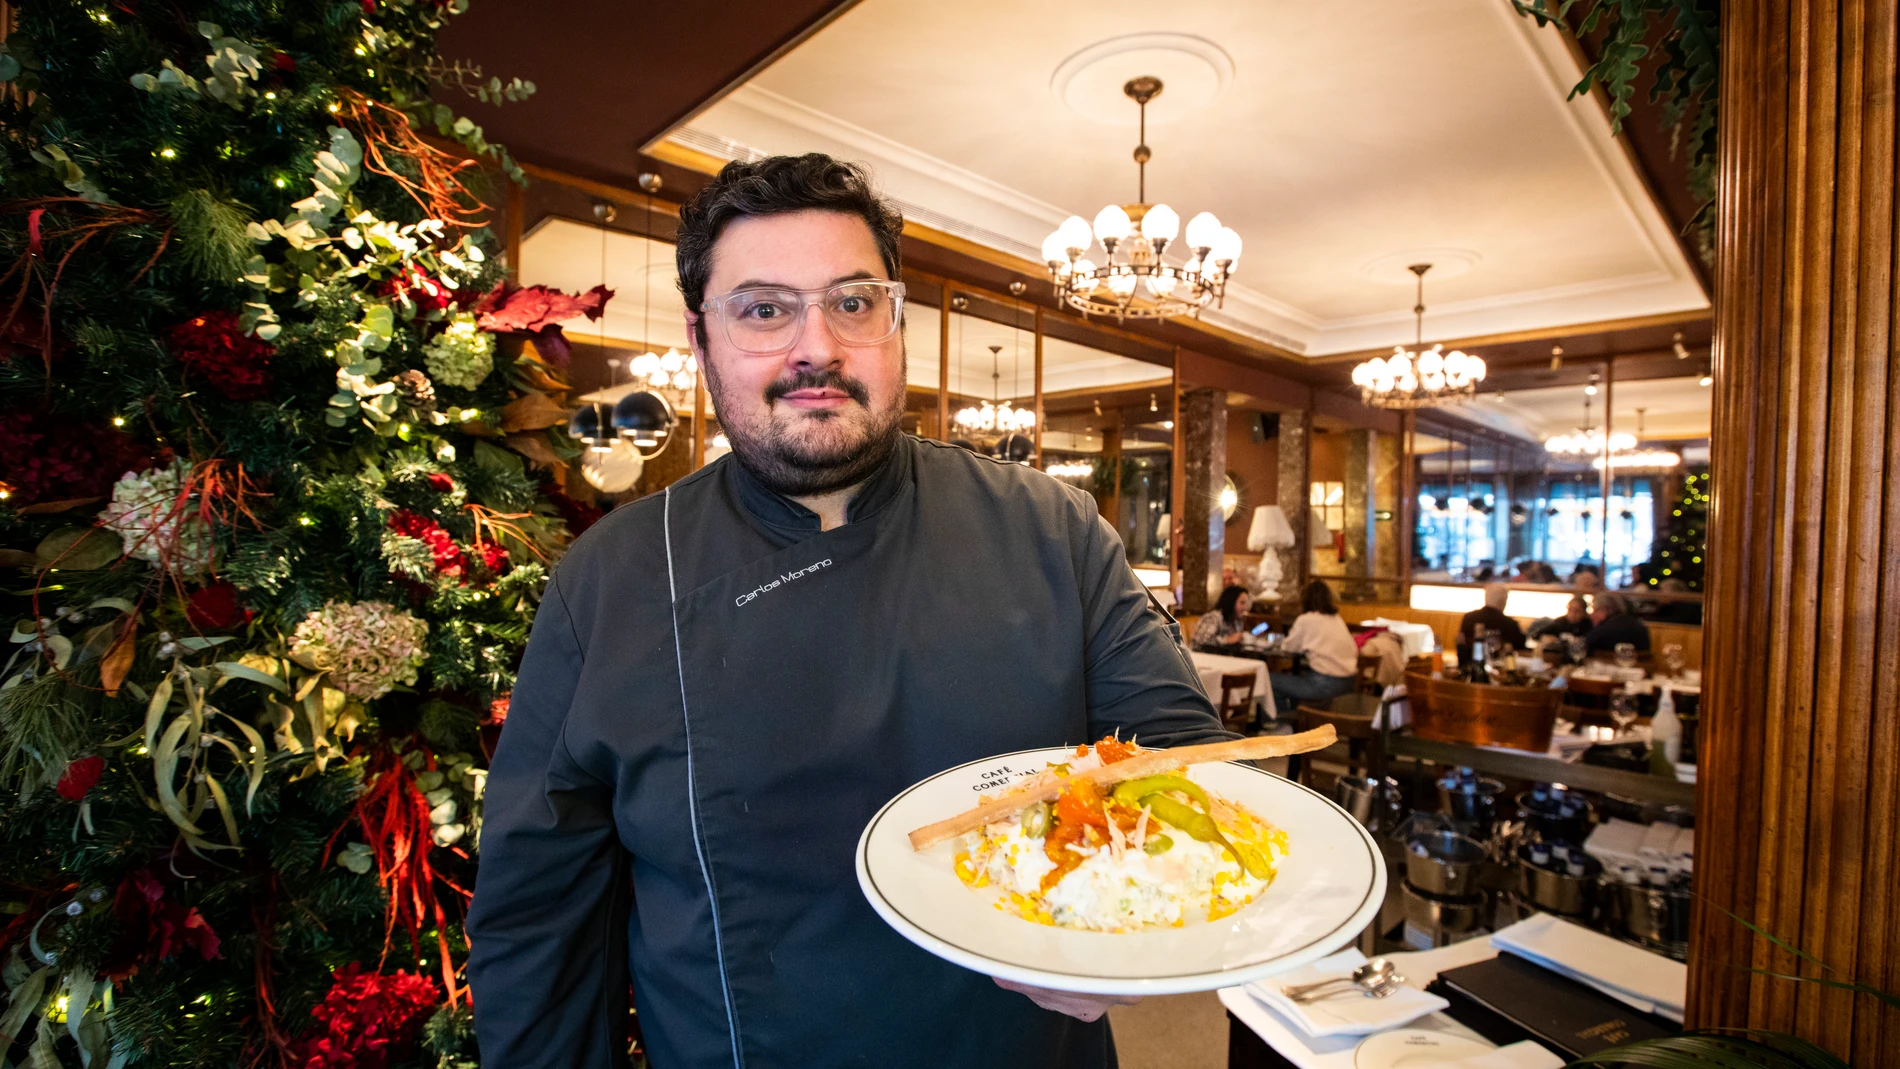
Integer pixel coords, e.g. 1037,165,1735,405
1310,481,1344,532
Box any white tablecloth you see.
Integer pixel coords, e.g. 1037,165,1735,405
1219,937,1529,1069
1191,651,1270,703
1360,618,1437,660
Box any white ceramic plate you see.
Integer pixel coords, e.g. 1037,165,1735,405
1353,1029,1493,1069
856,747,1387,995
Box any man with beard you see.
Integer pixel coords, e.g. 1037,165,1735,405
468,154,1231,1069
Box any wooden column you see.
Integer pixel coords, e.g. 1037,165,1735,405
1032,306,1044,467
938,284,953,441
1692,0,1900,1061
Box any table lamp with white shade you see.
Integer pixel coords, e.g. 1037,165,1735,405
1247,505,1296,600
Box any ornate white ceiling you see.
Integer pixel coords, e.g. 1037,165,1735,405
661,0,1709,357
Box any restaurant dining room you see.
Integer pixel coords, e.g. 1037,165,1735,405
1,0,1894,1067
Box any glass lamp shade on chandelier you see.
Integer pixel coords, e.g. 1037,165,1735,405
1351,264,1487,409
955,345,1036,436
1546,396,1681,472
1040,76,1241,321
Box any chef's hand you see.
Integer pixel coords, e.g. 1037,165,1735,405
993,978,1141,1022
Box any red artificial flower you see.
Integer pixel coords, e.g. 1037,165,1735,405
540,481,603,534
387,509,467,580
471,282,613,367
272,51,296,72
378,266,453,315
101,868,222,981
56,755,105,801
290,963,438,1069
0,406,148,506
185,581,254,632
425,473,455,493
485,692,511,726
473,540,509,577
167,310,274,400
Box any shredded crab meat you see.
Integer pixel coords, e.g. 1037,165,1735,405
1106,811,1127,859
1132,805,1151,848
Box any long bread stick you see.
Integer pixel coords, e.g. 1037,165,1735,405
906,726,1337,850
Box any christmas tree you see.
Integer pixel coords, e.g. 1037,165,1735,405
1643,467,1708,591
0,4,612,1065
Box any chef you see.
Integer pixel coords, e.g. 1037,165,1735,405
467,153,1233,1069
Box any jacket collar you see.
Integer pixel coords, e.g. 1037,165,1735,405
724,432,914,534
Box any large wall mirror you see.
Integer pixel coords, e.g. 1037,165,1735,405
1411,365,1708,626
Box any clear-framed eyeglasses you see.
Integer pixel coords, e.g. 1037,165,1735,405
699,279,906,355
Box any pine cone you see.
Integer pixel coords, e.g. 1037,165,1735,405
392,369,436,412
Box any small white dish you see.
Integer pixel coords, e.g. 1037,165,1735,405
856,747,1386,995
1354,1029,1493,1068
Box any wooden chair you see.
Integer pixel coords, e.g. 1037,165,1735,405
1217,671,1258,731
1562,674,1619,724
1355,651,1384,695
1285,695,1384,789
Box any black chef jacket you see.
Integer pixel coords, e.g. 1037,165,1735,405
467,435,1233,1069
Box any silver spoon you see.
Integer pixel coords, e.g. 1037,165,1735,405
1280,958,1401,1002
1290,971,1407,1004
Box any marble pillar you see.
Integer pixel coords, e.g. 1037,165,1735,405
1178,388,1227,614
1274,408,1310,617
1343,429,1374,599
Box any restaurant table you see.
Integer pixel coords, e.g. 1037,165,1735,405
1221,937,1524,1069
1192,650,1271,708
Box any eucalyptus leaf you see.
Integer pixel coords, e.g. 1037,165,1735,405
173,636,234,652
35,528,123,571
337,841,374,874
153,716,206,836
214,661,290,694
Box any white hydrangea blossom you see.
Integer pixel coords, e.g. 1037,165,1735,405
422,314,495,389
289,600,430,700
97,462,217,574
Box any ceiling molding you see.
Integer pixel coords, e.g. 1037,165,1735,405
733,85,1079,227
1497,3,1706,303
1312,308,1712,365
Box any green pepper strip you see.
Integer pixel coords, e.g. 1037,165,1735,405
1110,774,1211,811
1114,776,1272,879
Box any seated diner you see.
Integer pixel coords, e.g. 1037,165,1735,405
1191,584,1253,649
1269,580,1359,719
1585,590,1652,654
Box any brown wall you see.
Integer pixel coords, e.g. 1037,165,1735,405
1223,408,1279,549
1310,429,1349,485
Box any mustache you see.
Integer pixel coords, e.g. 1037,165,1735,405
763,368,871,407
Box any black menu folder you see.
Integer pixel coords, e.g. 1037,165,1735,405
1426,951,1679,1058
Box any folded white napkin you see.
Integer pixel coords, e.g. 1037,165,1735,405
1246,950,1451,1038
1490,914,1686,1021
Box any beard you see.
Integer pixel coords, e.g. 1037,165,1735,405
704,356,907,498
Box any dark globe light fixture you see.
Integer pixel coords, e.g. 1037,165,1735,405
993,433,1035,464
611,389,676,458
567,401,615,454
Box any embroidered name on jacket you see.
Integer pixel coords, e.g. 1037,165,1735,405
734,558,833,607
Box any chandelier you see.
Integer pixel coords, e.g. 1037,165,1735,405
1352,264,1486,408
1040,76,1240,321
956,346,1036,433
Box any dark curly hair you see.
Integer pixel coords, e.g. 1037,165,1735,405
674,153,905,345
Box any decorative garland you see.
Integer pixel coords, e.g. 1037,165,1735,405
0,3,615,1066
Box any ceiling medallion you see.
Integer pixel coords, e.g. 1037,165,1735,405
1351,263,1486,409
1040,76,1240,322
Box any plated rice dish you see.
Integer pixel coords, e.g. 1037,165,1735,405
950,736,1288,932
